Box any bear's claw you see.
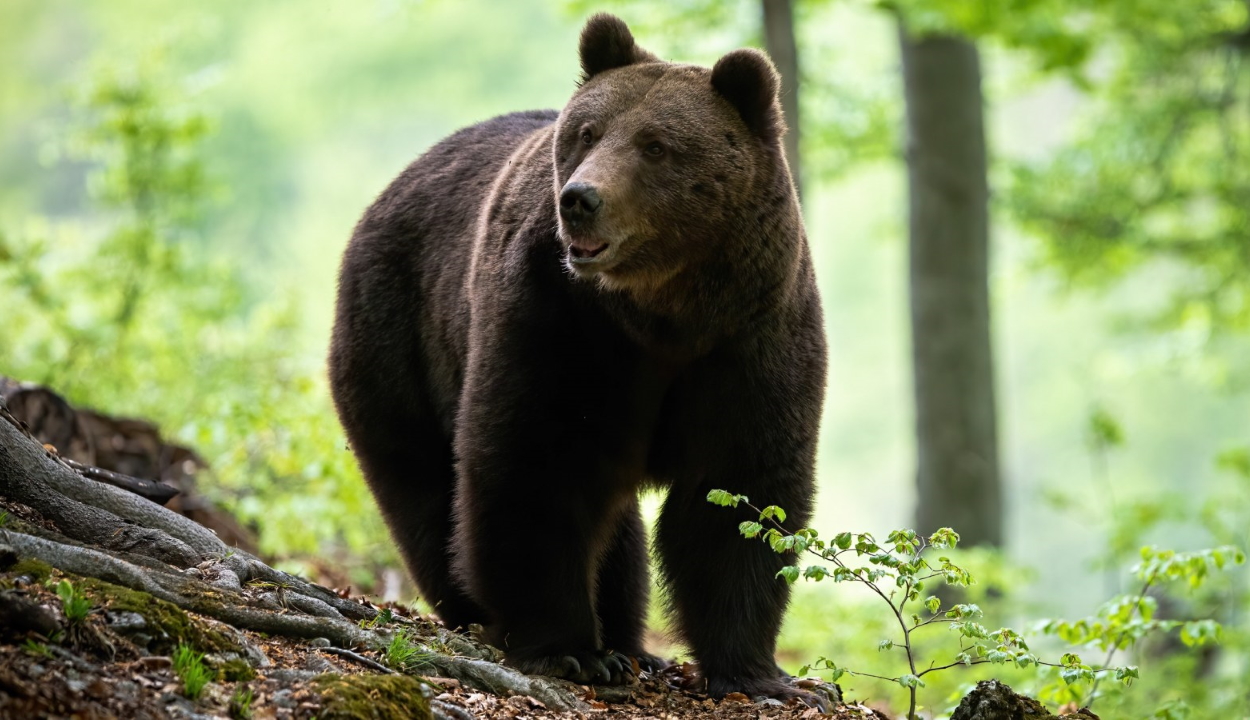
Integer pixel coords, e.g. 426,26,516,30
510,649,633,686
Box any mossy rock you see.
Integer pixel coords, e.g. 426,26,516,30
8,558,54,583
70,575,239,655
313,673,434,720
213,656,257,682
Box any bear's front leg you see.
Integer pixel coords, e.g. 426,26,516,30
448,281,660,685
451,467,635,685
653,326,826,707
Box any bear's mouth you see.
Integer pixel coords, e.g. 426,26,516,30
568,239,609,264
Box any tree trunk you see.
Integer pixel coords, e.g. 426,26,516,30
762,0,802,195
898,27,1002,548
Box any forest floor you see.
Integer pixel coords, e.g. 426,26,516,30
0,496,883,720
0,492,885,715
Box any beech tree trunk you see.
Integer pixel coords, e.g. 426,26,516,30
898,27,1002,548
762,0,802,195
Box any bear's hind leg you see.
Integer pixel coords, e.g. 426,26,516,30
348,421,486,631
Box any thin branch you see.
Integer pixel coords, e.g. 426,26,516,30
61,457,179,505
1086,574,1157,705
321,647,396,674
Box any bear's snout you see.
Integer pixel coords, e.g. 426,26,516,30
559,182,603,228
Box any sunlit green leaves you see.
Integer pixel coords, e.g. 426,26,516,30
706,489,747,508
760,505,787,524
739,521,764,539
1179,619,1222,647
1135,545,1246,589
897,673,924,689
0,62,390,568
713,488,1244,715
1087,407,1125,450
1007,0,1250,334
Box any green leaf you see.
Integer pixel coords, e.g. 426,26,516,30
928,528,960,549
760,505,787,524
897,674,924,689
1087,407,1125,449
1180,619,1222,647
803,565,829,581
776,565,800,584
739,521,764,539
707,490,744,508
925,596,941,614
769,532,795,554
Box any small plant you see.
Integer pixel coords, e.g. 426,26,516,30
21,639,53,659
383,629,431,671
54,579,92,624
229,685,254,719
360,606,394,629
0,510,11,527
707,490,1242,719
172,643,212,700
1037,544,1244,708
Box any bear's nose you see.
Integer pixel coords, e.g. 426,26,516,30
559,182,603,226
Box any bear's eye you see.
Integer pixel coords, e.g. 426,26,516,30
644,142,665,158
580,129,594,146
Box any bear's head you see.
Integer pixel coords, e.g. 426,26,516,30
553,14,792,297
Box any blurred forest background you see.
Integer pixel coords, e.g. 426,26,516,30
2,0,1248,716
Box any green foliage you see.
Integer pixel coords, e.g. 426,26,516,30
709,490,1244,719
172,643,212,700
229,685,254,720
20,639,53,659
1037,546,1245,707
54,579,92,624
360,606,394,630
383,629,431,672
1008,0,1250,335
1034,444,1250,716
1086,406,1125,451
0,57,390,566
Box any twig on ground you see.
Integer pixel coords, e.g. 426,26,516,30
320,647,395,674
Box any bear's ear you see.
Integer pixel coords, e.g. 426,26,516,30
711,48,784,142
579,13,658,83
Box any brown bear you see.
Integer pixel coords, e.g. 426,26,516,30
328,13,827,705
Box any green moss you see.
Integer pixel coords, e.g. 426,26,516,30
313,673,434,720
9,558,54,582
72,575,238,654
215,657,257,682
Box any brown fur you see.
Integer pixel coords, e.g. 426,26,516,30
329,14,827,703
